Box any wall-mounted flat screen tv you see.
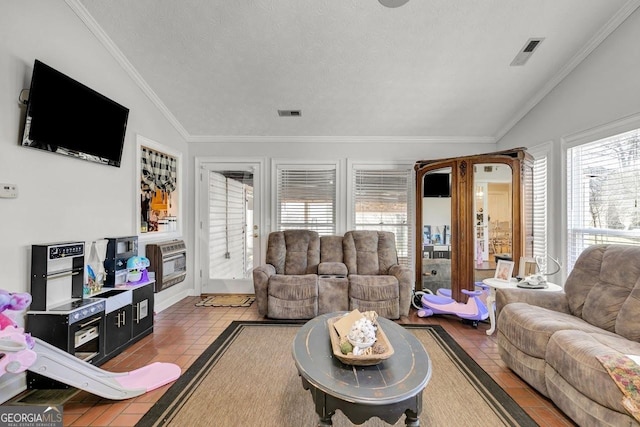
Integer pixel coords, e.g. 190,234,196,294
423,173,451,197
21,60,129,167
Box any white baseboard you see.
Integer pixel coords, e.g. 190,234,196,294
154,288,193,313
0,373,27,404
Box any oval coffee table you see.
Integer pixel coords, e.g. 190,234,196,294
292,312,432,426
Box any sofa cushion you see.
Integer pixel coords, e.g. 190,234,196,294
349,275,399,300
267,274,318,319
498,302,616,359
350,299,399,319
318,262,348,276
497,331,549,397
565,244,640,341
318,276,349,315
266,230,320,275
349,275,400,318
343,230,398,275
320,235,344,262
546,330,640,415
545,365,635,427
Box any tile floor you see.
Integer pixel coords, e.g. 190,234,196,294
18,296,577,426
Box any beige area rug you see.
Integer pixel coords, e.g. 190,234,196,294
137,322,536,427
195,294,255,307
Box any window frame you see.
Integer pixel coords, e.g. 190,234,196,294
562,114,640,276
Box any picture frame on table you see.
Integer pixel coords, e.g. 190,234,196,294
519,257,538,278
495,259,515,281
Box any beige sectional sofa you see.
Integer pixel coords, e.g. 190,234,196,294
496,244,640,426
252,229,412,320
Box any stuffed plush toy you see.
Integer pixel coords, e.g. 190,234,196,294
0,290,32,330
0,290,37,375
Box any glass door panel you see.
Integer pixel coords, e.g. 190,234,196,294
473,163,513,282
421,167,452,294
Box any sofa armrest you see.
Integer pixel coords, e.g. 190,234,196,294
318,262,348,276
389,264,413,317
252,264,276,316
495,288,570,320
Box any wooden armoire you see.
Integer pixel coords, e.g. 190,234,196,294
415,148,534,302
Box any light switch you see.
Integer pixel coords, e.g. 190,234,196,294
0,183,18,198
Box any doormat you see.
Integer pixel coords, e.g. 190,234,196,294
195,294,255,307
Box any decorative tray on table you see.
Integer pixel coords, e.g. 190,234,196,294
327,315,394,366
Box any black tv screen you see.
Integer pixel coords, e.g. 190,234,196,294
21,60,129,167
423,173,451,197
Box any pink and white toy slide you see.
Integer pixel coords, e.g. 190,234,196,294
0,289,180,400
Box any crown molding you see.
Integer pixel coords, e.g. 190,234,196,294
495,0,640,142
65,0,190,141
185,135,497,144
561,111,640,147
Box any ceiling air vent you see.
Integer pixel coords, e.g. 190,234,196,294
278,110,302,117
510,38,545,66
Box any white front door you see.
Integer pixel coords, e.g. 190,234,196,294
198,161,262,294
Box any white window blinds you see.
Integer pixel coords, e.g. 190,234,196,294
276,166,337,235
353,168,412,266
208,172,248,279
567,128,640,271
533,155,548,260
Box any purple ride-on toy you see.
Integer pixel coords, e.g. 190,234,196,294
413,283,490,327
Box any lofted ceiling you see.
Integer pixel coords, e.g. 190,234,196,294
72,0,639,143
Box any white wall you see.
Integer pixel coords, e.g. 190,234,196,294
189,140,493,161
423,198,452,233
0,0,192,402
0,3,190,311
497,8,640,271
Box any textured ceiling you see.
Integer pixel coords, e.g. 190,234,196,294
73,0,638,142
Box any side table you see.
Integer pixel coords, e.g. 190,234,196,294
482,278,562,336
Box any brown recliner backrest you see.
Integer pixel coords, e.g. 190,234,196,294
565,244,640,341
320,235,344,263
266,230,320,275
343,230,398,275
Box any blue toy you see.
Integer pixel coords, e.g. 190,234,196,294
413,283,491,327
126,256,150,284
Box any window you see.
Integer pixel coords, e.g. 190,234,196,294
567,128,640,271
351,165,413,266
275,164,337,235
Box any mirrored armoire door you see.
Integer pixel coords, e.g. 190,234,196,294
415,148,533,302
